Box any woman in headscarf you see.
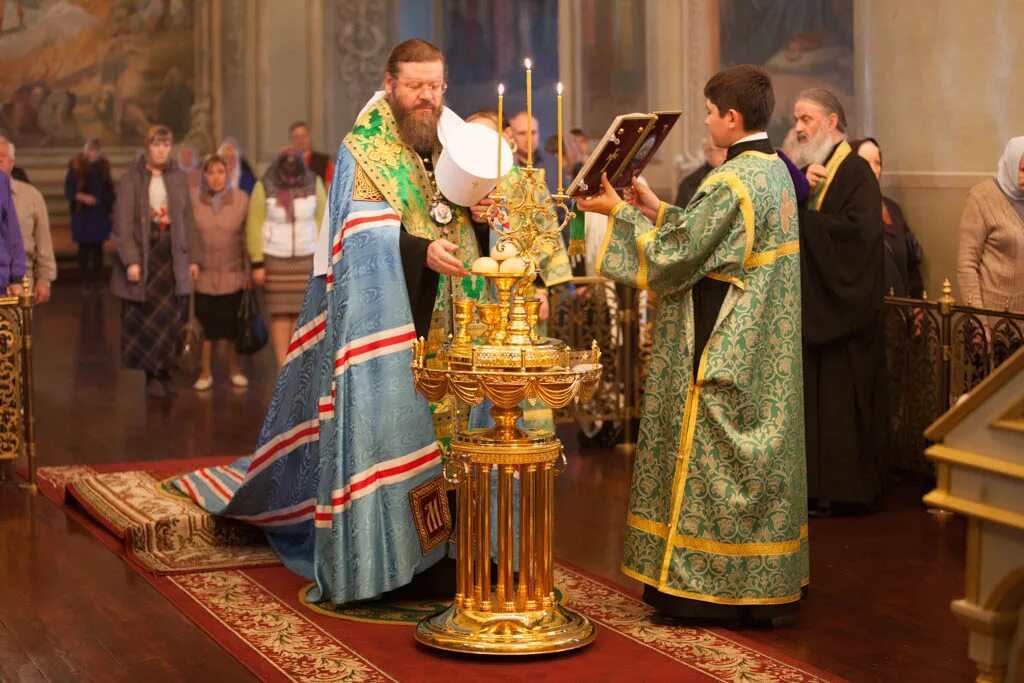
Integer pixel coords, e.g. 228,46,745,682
852,137,924,298
65,138,115,292
247,147,326,365
111,125,201,397
191,154,250,391
957,137,1024,311
176,142,200,189
217,137,257,196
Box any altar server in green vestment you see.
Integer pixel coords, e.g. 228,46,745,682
578,65,807,627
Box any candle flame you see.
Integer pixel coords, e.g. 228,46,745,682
557,82,563,95
524,58,532,70
498,83,505,95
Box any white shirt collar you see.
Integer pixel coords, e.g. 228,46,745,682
731,132,769,146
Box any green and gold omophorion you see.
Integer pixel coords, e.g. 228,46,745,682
598,149,808,608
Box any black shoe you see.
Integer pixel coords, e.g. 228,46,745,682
146,377,167,398
157,371,177,396
808,499,832,518
649,610,742,629
742,602,799,628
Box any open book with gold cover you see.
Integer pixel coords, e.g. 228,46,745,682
566,110,682,198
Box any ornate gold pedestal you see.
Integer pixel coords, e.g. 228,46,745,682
411,272,602,655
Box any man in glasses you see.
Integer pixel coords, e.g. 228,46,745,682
173,39,479,608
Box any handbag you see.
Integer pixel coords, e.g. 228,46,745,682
180,291,205,374
235,287,269,355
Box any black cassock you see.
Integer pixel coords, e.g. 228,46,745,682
799,144,887,509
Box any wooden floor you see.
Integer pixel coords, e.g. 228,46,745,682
0,284,973,682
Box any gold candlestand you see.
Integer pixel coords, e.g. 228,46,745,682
411,167,602,655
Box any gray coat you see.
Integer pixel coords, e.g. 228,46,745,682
110,155,201,301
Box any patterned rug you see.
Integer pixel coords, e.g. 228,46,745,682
35,460,844,682
36,459,280,574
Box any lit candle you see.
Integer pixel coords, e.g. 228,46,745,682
524,58,533,166
497,83,504,185
556,81,564,193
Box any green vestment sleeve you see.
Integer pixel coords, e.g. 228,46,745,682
597,179,749,297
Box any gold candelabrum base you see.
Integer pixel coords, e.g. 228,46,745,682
411,271,603,656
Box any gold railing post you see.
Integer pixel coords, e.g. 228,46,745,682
938,279,955,409
18,277,36,493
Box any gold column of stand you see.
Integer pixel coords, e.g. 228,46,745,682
411,286,603,655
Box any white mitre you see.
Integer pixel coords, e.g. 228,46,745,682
436,111,513,207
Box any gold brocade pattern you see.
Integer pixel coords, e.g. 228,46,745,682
169,571,393,682
353,166,386,201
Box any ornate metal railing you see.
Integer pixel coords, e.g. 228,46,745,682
548,277,655,447
885,279,1024,473
0,283,37,491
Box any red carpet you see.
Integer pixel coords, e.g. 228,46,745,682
34,459,844,682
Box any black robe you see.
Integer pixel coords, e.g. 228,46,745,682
882,197,924,298
800,144,886,508
674,162,714,207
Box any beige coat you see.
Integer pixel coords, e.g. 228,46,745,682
957,178,1024,312
11,179,56,286
191,188,250,295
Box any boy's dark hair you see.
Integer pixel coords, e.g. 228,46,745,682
703,65,774,132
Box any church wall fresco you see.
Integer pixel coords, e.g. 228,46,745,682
0,0,196,148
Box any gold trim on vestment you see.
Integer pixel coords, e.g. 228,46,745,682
714,172,755,266
657,338,711,586
811,139,852,211
744,240,800,268
621,564,803,606
636,229,656,290
597,201,630,278
654,201,668,230
353,165,386,201
628,513,808,556
705,271,745,290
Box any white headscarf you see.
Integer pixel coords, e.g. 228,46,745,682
996,136,1024,202
217,137,243,191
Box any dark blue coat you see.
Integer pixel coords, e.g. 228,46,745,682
65,161,115,244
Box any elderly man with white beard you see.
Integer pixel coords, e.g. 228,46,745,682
786,88,886,517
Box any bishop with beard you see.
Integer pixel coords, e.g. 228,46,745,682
171,40,484,606
786,88,886,515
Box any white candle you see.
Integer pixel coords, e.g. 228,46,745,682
497,83,504,184
524,58,533,166
556,81,564,193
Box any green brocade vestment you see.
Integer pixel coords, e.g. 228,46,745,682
598,150,808,605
